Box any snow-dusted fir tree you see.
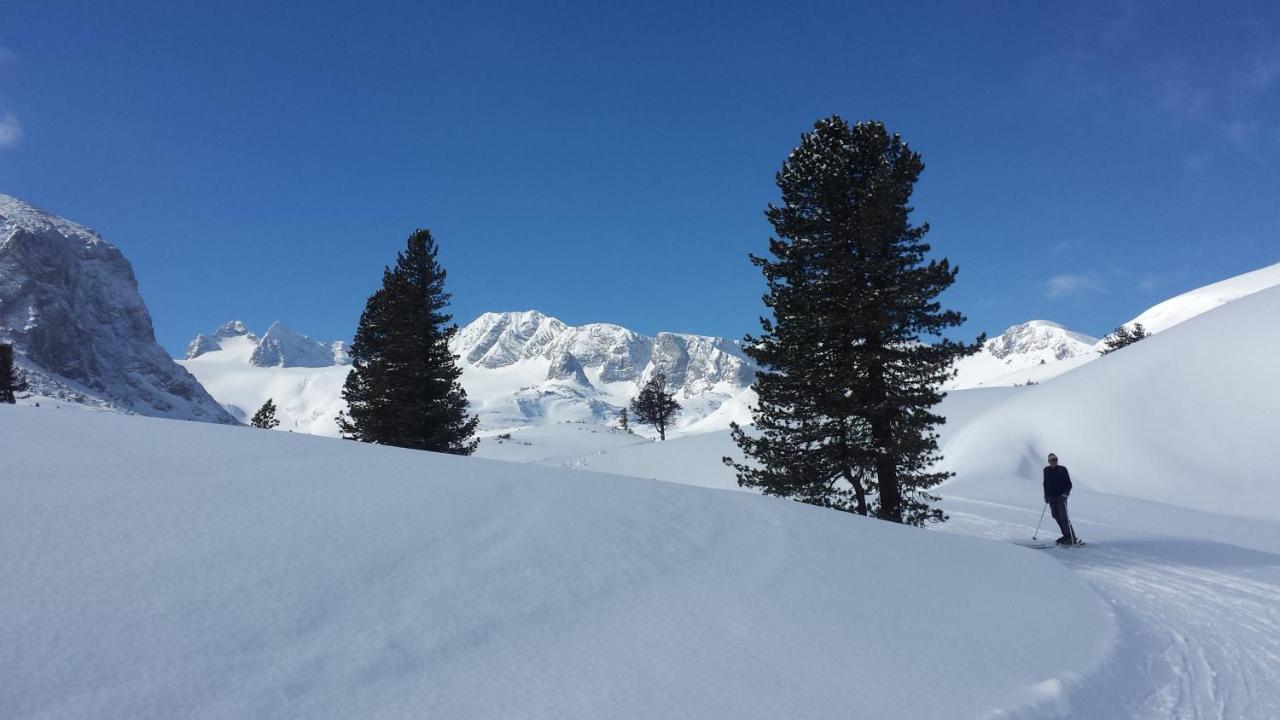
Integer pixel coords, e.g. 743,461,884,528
338,229,478,454
725,117,980,526
1100,323,1149,355
250,398,280,429
630,373,680,441
617,407,630,433
0,343,29,404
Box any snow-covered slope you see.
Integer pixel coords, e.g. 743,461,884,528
943,283,1280,521
472,281,1280,718
1105,260,1280,340
0,194,234,423
0,404,1112,719
951,262,1280,388
180,321,350,432
950,320,1098,389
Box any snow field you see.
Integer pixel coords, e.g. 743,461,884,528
1,406,1112,719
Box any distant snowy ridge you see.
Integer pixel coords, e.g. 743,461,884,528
450,310,757,432
186,319,347,368
181,310,758,437
1098,261,1280,348
0,193,234,423
950,319,1098,389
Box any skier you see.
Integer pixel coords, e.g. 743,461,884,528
1043,453,1078,545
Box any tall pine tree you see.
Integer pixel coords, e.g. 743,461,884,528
725,117,980,526
338,229,478,454
1,343,28,404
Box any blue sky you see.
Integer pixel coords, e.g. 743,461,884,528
2,2,1278,354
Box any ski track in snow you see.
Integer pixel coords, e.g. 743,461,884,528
943,498,1280,720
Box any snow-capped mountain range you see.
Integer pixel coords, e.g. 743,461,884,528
179,311,760,437
180,259,1280,437
0,194,233,423
452,310,757,432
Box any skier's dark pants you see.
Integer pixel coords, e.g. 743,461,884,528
1048,496,1074,542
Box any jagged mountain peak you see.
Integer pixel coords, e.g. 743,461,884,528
986,320,1098,360
214,320,255,339
185,321,349,368
249,322,337,368
454,310,569,368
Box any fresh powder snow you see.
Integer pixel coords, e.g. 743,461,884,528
0,406,1111,719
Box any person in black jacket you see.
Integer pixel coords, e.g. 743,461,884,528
1043,453,1078,545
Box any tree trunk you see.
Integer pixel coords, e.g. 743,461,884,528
842,467,869,516
868,349,902,523
872,417,901,523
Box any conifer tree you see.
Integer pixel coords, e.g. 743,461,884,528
725,117,980,526
1099,322,1148,355
250,398,280,429
0,343,28,404
337,229,478,454
630,373,680,441
617,407,630,433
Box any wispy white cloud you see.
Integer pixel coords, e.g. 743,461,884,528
1045,273,1102,299
0,111,22,147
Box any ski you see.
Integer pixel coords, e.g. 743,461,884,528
1014,540,1087,550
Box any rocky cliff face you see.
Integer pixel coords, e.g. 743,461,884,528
0,193,235,423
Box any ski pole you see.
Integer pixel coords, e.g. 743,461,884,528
1033,503,1047,540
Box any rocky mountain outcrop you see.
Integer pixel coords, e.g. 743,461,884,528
0,193,235,423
